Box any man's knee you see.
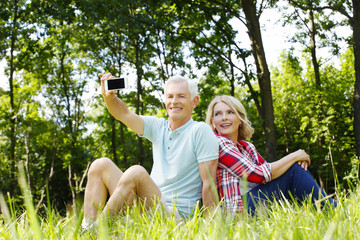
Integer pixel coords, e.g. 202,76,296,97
120,165,149,184
88,157,114,177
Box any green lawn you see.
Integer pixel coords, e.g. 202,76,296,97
1,186,360,239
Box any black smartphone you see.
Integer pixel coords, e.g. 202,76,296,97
104,78,128,91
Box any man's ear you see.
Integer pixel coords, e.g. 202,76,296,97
192,96,200,109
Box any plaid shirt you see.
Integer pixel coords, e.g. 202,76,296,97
216,133,272,212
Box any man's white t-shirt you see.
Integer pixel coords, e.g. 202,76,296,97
141,116,219,216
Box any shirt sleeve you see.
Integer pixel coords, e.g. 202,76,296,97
217,136,272,183
140,116,164,142
194,123,219,163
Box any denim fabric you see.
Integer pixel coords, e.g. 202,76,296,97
244,163,336,213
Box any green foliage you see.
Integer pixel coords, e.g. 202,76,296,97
174,0,250,96
0,0,357,214
194,70,233,122
271,49,355,192
282,0,348,56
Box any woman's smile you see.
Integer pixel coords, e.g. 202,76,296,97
212,102,242,143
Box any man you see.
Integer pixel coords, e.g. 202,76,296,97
82,72,219,228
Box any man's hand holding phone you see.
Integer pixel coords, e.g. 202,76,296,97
99,73,114,97
99,72,144,135
105,77,128,91
99,73,128,98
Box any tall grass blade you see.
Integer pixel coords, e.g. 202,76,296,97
0,192,19,239
18,161,43,240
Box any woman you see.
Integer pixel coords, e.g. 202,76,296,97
205,95,335,213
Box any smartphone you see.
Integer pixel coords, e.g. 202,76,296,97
104,78,128,91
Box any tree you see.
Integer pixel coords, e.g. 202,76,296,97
272,49,355,191
25,0,92,208
308,0,360,178
241,0,277,161
280,0,340,185
351,0,360,176
285,0,326,87
76,0,166,170
170,0,277,160
0,0,45,196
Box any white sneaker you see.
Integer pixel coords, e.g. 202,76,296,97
81,218,98,231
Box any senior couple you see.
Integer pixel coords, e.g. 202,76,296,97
82,73,335,228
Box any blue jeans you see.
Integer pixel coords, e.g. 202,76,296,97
243,163,336,213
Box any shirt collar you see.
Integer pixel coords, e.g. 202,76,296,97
168,118,194,134
214,131,243,146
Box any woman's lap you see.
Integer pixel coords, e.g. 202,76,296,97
244,163,335,213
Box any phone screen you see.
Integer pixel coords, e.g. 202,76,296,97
107,78,125,90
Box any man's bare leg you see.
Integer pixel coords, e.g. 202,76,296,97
102,165,168,216
83,157,123,220
84,159,172,222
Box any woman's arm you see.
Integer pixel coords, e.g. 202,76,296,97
217,136,272,183
270,150,311,179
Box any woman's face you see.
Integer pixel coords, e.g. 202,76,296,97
212,101,242,142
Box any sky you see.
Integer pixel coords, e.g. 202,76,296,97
0,59,7,90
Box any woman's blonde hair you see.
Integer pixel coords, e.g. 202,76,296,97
205,95,254,141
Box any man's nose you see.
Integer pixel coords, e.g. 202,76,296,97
171,96,179,103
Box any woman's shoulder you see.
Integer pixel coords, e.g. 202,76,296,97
215,134,237,148
215,133,231,141
238,140,257,152
238,140,253,146
215,133,252,146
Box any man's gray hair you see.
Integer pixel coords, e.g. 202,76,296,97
164,76,199,100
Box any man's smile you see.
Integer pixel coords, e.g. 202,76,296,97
170,107,183,111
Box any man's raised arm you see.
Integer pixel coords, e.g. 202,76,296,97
100,73,144,135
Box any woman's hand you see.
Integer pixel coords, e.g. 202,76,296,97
293,149,311,171
271,149,311,179
298,160,309,171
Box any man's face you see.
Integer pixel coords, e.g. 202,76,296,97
164,81,198,125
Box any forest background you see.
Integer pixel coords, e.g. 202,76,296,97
0,0,359,214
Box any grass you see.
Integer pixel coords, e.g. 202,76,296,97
1,162,360,239
1,187,360,239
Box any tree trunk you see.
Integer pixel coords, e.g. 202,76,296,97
59,47,77,208
241,55,262,116
111,116,118,163
36,132,57,210
241,0,277,161
115,34,125,166
120,123,128,168
309,9,321,88
24,132,31,187
68,164,76,209
352,0,360,178
134,37,145,165
228,50,235,96
136,71,145,165
308,4,327,187
8,0,19,190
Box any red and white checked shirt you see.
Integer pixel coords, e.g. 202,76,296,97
215,133,272,212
